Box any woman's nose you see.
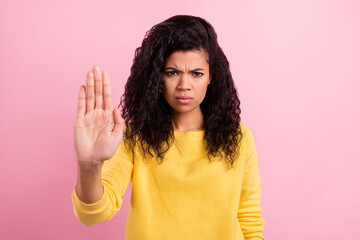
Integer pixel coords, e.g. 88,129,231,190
177,73,191,90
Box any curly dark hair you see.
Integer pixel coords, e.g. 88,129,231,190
119,15,242,168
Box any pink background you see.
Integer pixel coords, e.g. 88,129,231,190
0,0,359,239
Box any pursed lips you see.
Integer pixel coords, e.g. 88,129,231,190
175,96,193,104
176,96,193,99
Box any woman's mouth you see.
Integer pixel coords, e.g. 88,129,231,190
176,96,193,104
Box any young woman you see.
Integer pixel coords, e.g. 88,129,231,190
72,15,265,240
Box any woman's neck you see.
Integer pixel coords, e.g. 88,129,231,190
171,107,204,132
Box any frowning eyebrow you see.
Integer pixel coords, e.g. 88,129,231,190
164,67,205,72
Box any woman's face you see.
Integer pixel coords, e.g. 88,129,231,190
162,49,211,115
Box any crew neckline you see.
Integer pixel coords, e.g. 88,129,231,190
174,130,205,138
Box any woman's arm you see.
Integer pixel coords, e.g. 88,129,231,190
238,126,265,239
75,161,104,205
72,140,134,227
73,65,124,203
72,66,128,226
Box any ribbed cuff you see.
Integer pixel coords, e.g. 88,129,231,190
72,184,108,213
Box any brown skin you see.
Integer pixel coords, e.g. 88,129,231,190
162,49,211,132
74,66,124,203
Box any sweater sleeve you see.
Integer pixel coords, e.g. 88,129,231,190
237,126,265,239
71,139,134,226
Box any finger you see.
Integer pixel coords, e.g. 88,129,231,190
86,71,95,112
93,66,103,109
103,71,113,111
76,85,86,119
112,108,125,137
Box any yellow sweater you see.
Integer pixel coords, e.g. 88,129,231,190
71,123,265,239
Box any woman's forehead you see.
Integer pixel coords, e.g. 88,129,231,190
164,50,209,69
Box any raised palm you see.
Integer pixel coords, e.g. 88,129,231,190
74,66,124,165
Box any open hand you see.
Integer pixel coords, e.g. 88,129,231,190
74,66,124,166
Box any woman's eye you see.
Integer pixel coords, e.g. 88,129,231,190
166,71,178,75
193,72,204,77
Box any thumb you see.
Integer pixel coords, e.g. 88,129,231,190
112,108,125,138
